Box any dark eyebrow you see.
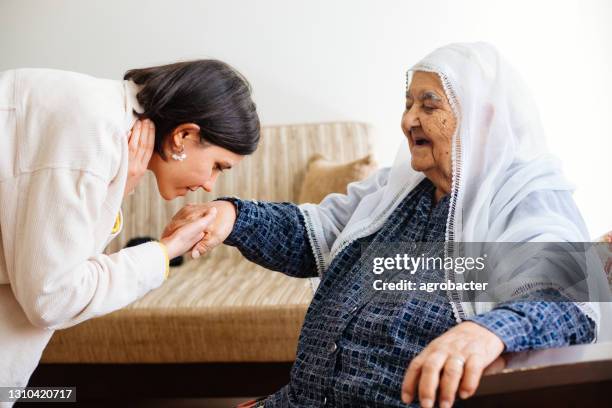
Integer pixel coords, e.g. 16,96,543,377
218,161,232,170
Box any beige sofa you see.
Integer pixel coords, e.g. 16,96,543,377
33,122,372,397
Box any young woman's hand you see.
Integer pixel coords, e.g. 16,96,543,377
124,119,155,197
162,201,237,258
160,208,218,259
401,321,505,408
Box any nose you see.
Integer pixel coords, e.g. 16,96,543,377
402,106,421,137
202,172,219,193
202,181,214,193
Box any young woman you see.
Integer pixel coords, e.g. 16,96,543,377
0,59,260,398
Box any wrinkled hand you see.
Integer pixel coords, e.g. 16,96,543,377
600,232,612,279
401,321,505,408
160,208,217,259
162,201,237,258
124,119,155,197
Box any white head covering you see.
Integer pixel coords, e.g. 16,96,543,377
301,42,610,340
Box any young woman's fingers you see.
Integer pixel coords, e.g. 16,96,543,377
136,120,152,162
162,215,199,239
162,205,214,239
171,210,218,255
143,120,155,163
163,220,191,239
129,120,142,153
183,209,218,237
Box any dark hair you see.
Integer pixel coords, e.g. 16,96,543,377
124,60,260,157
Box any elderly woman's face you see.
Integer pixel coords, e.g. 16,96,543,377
402,71,457,190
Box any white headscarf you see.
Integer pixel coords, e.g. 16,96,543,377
301,42,612,340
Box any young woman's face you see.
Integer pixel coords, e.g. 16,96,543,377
148,123,244,200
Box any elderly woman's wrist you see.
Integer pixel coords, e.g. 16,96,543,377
214,197,252,244
466,310,527,353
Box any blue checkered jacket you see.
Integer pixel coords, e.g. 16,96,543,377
222,179,594,407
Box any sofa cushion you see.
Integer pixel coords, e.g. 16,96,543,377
41,247,313,363
298,154,377,204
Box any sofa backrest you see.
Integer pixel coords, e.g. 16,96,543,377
107,121,373,253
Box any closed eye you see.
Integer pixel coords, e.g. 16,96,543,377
423,105,435,113
215,162,233,173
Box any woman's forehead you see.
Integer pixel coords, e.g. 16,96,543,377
408,71,444,91
407,71,445,97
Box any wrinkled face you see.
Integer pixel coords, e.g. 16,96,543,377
401,71,457,182
148,123,244,200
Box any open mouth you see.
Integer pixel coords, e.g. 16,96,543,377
412,132,431,147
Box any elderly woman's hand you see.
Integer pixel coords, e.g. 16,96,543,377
162,201,237,258
599,232,612,284
124,119,155,197
401,321,504,408
159,208,217,259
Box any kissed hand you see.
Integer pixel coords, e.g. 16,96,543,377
162,200,237,258
159,208,218,259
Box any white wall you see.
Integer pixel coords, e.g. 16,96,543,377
1,0,611,236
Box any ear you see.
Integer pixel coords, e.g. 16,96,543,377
170,123,201,151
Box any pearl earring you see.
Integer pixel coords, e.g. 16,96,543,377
171,146,187,161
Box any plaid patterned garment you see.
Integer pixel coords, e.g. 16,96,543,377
222,179,594,407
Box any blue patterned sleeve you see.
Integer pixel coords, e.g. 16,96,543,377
217,198,318,278
467,289,596,353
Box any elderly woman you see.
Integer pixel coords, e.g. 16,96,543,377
165,43,600,407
